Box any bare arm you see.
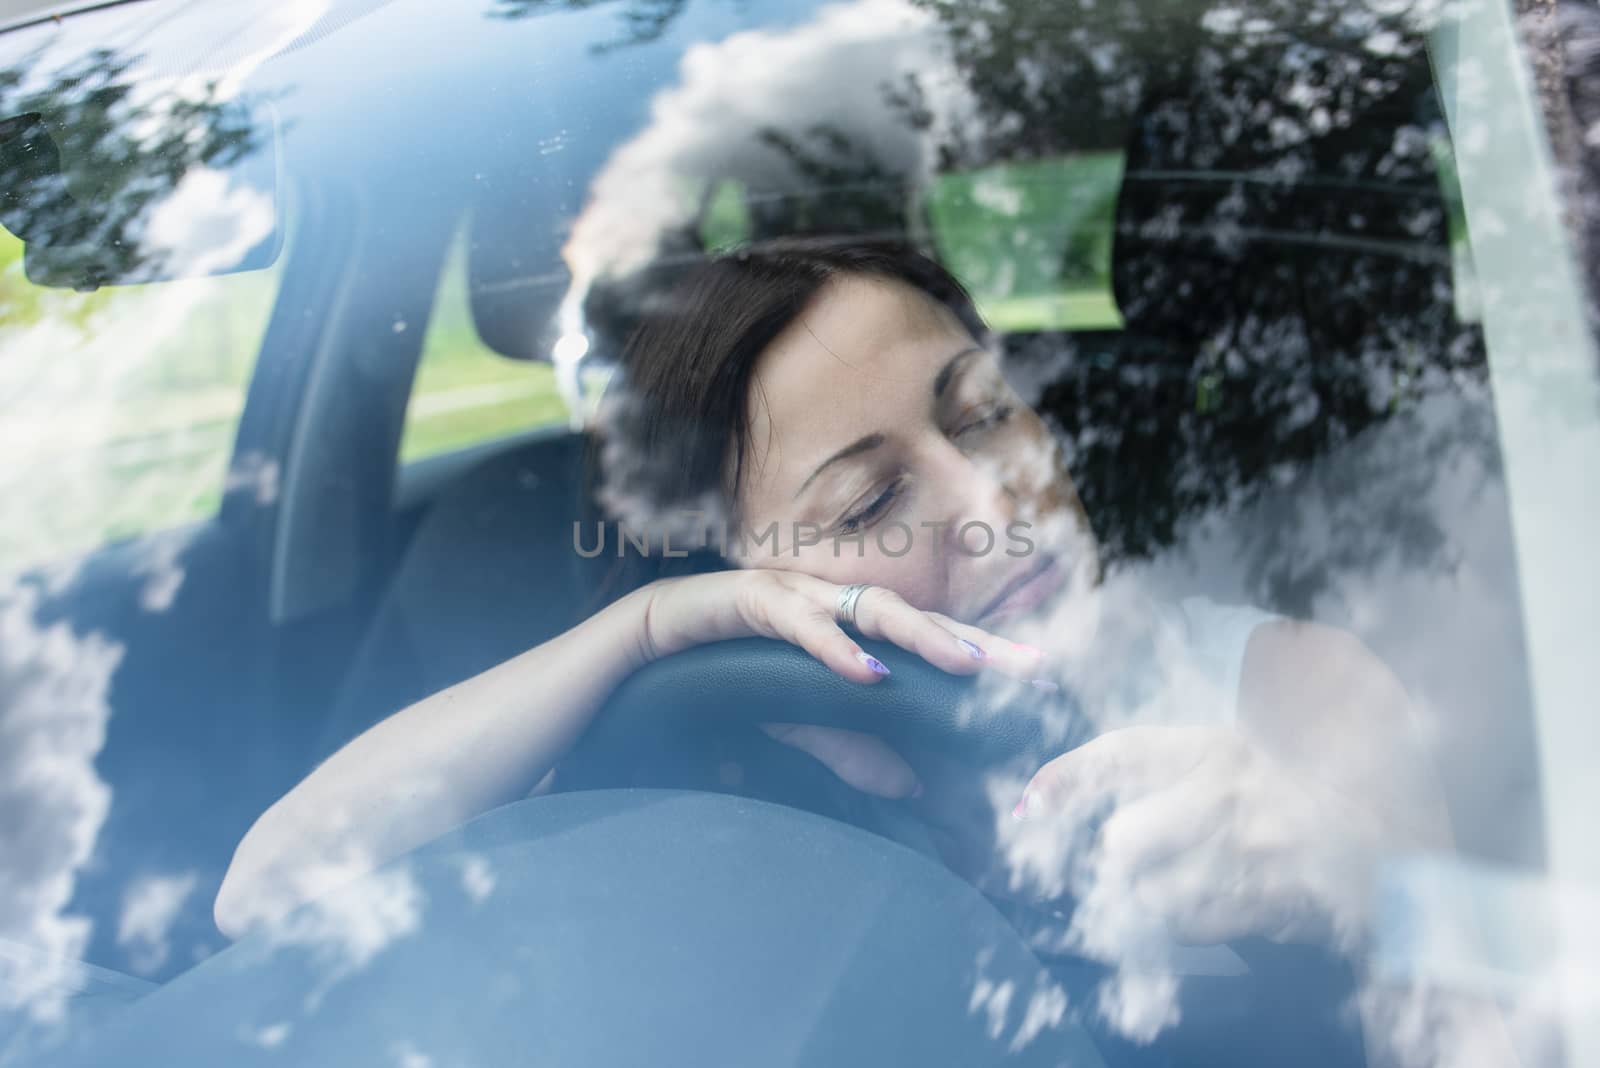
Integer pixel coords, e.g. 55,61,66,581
213,584,657,938
214,571,1030,939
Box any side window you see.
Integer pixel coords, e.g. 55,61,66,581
700,178,751,253
924,146,1476,334
399,226,570,464
693,158,1128,334
929,153,1126,333
645,145,1463,341
0,226,282,575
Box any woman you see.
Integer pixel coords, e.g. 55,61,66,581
214,239,1451,956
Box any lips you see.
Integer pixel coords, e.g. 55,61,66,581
976,553,1068,625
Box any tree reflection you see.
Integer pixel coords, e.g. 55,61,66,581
489,0,691,51
1022,54,1491,609
0,48,262,293
876,0,1488,608
1549,0,1600,341
750,123,911,239
907,0,1441,159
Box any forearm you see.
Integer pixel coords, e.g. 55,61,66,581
215,586,654,937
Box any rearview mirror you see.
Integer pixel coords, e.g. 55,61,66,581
0,95,280,290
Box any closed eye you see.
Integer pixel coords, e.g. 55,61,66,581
954,403,1014,439
837,479,903,534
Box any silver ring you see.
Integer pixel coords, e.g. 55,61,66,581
834,583,872,629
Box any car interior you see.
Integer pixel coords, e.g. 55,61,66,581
0,0,1555,1064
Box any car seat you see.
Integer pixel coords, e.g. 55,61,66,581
314,432,604,761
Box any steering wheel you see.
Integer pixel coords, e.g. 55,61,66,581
569,637,1371,1068
574,635,1079,775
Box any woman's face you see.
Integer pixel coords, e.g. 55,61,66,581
730,274,1099,628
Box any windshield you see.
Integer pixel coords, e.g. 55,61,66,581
1,0,1597,1065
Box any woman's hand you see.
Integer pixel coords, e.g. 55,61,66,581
637,568,1040,681
634,569,1042,797
1007,725,1409,953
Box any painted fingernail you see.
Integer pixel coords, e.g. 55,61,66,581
957,638,987,660
857,651,891,676
1012,795,1031,820
1012,642,1044,658
1030,678,1059,693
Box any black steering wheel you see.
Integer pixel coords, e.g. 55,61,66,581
576,635,1078,774
570,637,1372,1068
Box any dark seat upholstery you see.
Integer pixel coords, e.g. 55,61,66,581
316,432,602,760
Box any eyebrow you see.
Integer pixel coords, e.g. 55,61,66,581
792,345,985,499
933,346,983,398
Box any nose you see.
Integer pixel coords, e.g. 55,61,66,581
922,437,1019,555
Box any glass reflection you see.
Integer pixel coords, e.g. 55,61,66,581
0,0,1592,1064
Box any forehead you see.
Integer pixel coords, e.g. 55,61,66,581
738,274,976,496
748,275,972,421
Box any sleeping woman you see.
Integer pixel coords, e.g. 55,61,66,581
216,238,1452,965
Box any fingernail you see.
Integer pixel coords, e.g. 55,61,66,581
1030,678,1059,693
1012,795,1030,820
1012,642,1044,658
857,651,891,676
911,781,925,799
957,638,987,660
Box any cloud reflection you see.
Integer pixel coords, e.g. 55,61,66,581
257,863,426,1008
560,0,971,322
116,871,199,976
0,579,118,1023
964,946,1074,1054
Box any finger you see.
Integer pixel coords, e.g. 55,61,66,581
762,723,922,799
1015,725,1220,821
1095,782,1229,881
925,611,1048,680
1127,858,1249,946
744,577,893,684
787,604,902,681
847,586,990,676
1128,860,1310,946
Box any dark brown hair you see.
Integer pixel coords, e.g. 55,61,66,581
592,237,988,533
